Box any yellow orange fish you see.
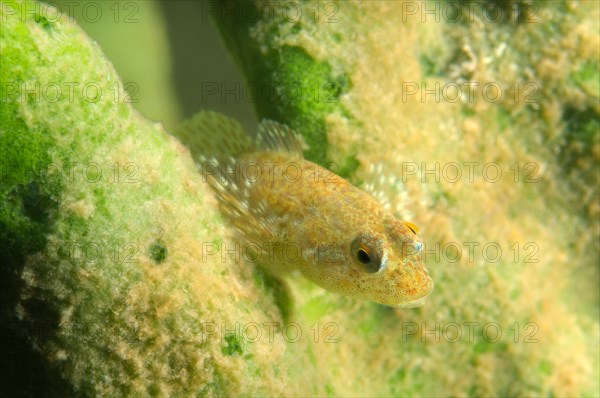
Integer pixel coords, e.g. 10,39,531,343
176,111,433,308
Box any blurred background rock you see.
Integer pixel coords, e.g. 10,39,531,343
48,0,257,131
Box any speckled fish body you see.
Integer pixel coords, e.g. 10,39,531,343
178,112,433,308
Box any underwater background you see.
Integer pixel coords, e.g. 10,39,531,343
1,0,599,396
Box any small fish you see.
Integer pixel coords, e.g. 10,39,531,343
176,111,433,308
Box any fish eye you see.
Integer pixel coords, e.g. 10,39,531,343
356,248,371,264
351,234,386,274
404,221,419,235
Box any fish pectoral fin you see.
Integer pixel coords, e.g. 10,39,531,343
256,120,305,158
202,157,277,244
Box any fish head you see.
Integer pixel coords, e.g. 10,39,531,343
299,217,433,308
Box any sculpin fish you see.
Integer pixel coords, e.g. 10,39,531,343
176,111,433,308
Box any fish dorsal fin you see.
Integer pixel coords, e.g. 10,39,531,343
173,111,254,160
256,120,304,158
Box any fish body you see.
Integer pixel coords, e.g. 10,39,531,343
177,112,433,308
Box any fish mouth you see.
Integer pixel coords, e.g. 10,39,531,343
395,280,434,308
396,295,429,308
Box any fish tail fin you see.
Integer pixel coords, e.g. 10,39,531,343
173,110,255,160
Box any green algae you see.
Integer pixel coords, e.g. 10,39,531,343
148,239,168,264
1,0,599,397
221,334,244,356
1,1,310,396
211,0,352,167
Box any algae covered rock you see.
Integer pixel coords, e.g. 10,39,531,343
0,1,307,396
210,1,599,396
1,0,599,397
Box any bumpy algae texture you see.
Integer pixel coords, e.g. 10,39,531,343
1,0,599,397
0,1,310,396
211,0,600,396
